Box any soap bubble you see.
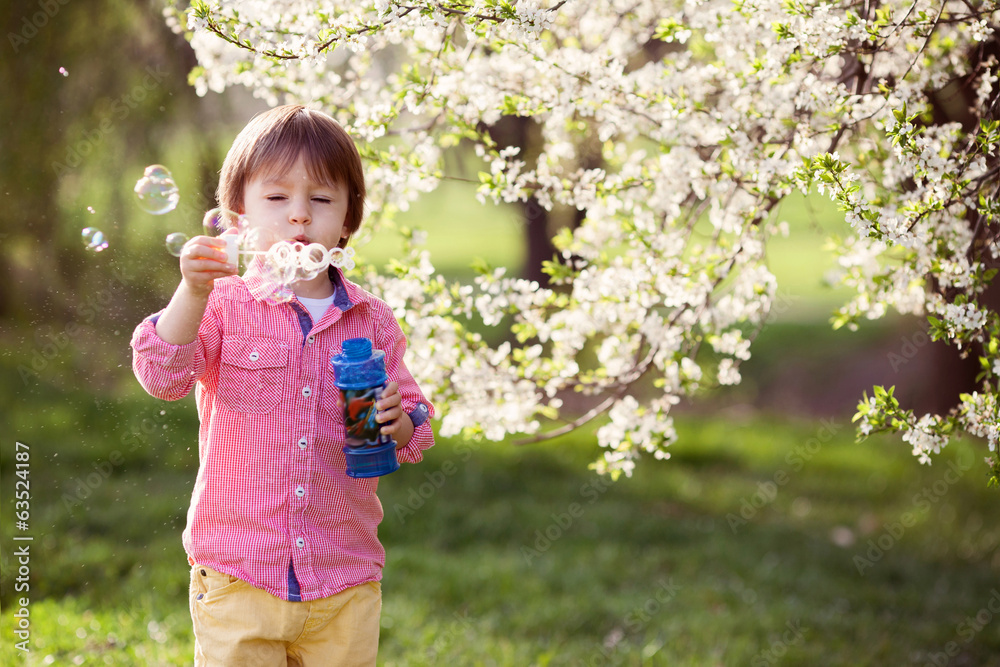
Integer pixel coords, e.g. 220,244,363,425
296,243,329,282
329,247,356,272
160,211,359,301
203,208,242,237
165,232,189,257
144,165,171,181
86,206,95,214
134,165,180,215
263,288,295,305
265,243,300,284
246,267,295,304
82,227,108,252
240,226,280,253
246,240,356,289
59,67,68,77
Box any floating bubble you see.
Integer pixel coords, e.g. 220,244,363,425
86,206,95,214
202,208,241,237
263,287,295,305
59,67,68,77
331,247,356,272
159,217,361,301
240,226,280,253
82,227,108,252
248,240,357,288
260,259,282,285
296,243,329,282
165,232,189,257
134,164,180,215
144,165,172,181
266,243,300,284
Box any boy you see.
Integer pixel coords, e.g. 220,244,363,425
131,105,434,666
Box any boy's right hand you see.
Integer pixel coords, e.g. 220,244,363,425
179,234,238,298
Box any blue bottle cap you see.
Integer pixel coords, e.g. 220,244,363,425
343,441,400,478
342,337,372,359
331,337,387,390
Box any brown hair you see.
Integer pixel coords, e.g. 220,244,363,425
217,105,366,247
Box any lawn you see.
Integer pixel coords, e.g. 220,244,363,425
2,363,999,666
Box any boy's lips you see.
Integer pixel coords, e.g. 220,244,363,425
291,234,309,244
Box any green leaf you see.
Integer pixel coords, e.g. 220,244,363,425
541,259,574,282
470,257,493,276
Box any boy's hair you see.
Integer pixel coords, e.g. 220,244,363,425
218,105,366,247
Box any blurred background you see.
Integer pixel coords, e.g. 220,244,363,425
1,1,998,665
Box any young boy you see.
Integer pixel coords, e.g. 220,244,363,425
131,105,434,666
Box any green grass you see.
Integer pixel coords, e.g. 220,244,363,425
2,363,999,666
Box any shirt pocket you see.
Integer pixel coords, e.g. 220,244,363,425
217,337,289,413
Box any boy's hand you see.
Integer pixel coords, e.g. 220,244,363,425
377,382,416,448
179,234,238,298
376,382,403,436
155,229,237,346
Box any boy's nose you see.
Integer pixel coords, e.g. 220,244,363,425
289,204,311,225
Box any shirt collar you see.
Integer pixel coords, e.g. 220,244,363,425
328,266,354,312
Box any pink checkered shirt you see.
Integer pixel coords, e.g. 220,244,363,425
131,264,434,601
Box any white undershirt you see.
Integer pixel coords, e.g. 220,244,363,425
297,294,335,325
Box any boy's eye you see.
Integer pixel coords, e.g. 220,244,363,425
266,195,286,201
312,197,332,204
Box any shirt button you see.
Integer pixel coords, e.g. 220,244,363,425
307,335,315,344
296,537,305,548
302,386,312,398
298,437,308,450
295,486,305,498
249,351,259,362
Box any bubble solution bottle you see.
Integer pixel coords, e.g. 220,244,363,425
331,337,400,478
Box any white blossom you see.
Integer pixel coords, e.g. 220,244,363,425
902,415,950,465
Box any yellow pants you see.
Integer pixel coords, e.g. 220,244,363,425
189,564,381,666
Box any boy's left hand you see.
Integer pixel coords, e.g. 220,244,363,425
376,382,403,436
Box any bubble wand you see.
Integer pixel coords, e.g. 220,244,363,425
164,208,356,305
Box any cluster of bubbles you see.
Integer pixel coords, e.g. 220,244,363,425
166,207,356,305
82,163,357,305
80,164,181,253
164,207,243,257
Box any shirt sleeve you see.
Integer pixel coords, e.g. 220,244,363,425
130,302,223,401
373,308,435,464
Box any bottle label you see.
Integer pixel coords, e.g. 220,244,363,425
342,386,382,447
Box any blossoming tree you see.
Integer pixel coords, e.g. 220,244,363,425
167,0,1000,481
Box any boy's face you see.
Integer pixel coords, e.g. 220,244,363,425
242,153,349,251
